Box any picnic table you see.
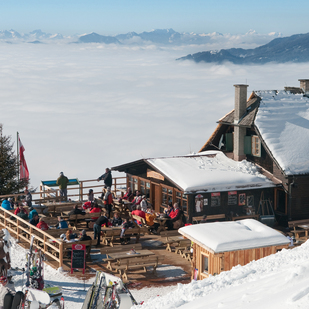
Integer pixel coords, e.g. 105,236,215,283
154,216,171,233
108,249,162,281
42,201,83,215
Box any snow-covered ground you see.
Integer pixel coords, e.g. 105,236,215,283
9,231,309,309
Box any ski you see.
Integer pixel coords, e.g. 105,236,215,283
91,273,105,309
123,284,138,306
26,235,35,287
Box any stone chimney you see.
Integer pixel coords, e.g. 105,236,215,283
299,79,309,92
233,84,248,161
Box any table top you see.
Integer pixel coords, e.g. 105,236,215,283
109,249,154,260
101,226,122,231
298,224,309,229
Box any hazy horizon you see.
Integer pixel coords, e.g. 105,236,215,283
1,42,308,189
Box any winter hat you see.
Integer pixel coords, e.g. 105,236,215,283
82,230,86,235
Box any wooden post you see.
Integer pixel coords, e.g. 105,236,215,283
79,181,83,202
59,242,64,268
16,219,20,242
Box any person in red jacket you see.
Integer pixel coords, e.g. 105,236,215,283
90,203,101,220
14,205,28,216
36,218,49,231
131,205,146,226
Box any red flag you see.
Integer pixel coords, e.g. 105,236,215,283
18,136,29,180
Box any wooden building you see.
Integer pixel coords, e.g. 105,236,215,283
179,219,290,280
112,152,276,223
200,80,309,223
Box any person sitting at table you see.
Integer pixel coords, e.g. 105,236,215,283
29,214,40,226
90,203,101,220
55,216,69,229
79,229,92,241
93,215,109,246
28,207,38,220
88,189,94,202
65,229,77,240
164,202,173,216
103,187,114,219
1,198,13,210
82,201,93,210
14,205,28,220
167,203,184,230
145,208,160,234
36,218,49,231
140,195,149,212
120,187,134,202
130,190,142,210
111,211,122,226
120,218,135,245
68,205,85,216
131,205,146,226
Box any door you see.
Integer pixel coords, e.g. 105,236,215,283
151,183,161,212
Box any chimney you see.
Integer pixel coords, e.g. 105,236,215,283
233,84,248,161
298,79,309,92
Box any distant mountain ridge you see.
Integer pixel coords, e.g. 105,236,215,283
178,32,309,64
0,28,282,47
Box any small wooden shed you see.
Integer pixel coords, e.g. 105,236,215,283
179,219,290,280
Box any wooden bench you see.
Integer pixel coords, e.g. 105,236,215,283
67,212,102,228
46,227,78,238
192,214,226,224
101,227,141,247
111,255,164,281
288,219,309,238
131,214,152,234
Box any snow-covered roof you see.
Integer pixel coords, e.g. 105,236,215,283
255,90,309,175
179,219,290,253
147,151,275,193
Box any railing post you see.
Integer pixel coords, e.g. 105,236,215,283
16,219,20,242
79,181,83,202
59,242,64,268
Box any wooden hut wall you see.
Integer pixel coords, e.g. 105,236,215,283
188,188,274,221
195,246,222,280
194,243,288,280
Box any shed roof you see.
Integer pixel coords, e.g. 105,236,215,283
179,219,290,253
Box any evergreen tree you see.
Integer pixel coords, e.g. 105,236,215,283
0,124,28,195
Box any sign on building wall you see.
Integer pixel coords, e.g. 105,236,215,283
239,193,246,206
211,192,221,207
195,194,203,212
228,191,237,205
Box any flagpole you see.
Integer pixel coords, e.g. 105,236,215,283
17,131,19,185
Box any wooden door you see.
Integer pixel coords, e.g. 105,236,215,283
151,183,161,212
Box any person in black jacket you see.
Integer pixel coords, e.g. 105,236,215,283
93,215,109,246
68,205,85,216
97,168,112,188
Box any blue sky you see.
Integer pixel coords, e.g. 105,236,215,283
1,0,308,36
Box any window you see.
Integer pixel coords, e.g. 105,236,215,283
202,254,209,274
251,135,261,157
128,175,133,191
133,177,138,191
162,186,173,207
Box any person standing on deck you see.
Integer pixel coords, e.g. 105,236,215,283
56,172,69,200
103,187,114,219
24,189,32,207
93,215,108,246
97,168,112,188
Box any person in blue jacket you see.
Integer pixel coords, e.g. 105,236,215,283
28,207,38,220
1,198,13,210
55,216,69,229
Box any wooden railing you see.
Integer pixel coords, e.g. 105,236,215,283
0,208,64,268
0,176,127,203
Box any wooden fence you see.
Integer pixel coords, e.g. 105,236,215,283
0,207,65,268
0,176,127,203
